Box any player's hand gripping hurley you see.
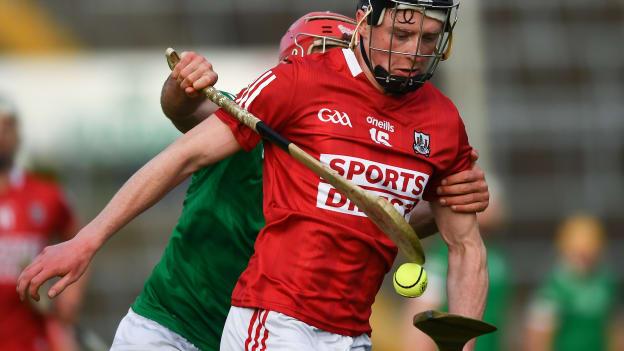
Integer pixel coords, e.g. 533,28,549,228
166,48,425,264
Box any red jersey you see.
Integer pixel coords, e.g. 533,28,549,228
0,169,75,351
216,48,472,336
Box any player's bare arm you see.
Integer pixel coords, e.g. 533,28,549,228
17,115,240,301
432,202,488,351
161,51,220,133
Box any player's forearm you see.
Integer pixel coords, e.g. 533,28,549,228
78,115,239,250
161,75,213,133
445,232,488,318
432,202,488,318
78,143,197,249
446,226,487,351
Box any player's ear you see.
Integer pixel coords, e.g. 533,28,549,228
355,9,367,25
353,9,371,47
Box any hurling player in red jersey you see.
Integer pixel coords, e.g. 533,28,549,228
162,12,488,214
213,2,486,349
0,98,84,351
18,1,487,350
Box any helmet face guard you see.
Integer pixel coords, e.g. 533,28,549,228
292,33,352,57
279,12,356,62
357,0,459,95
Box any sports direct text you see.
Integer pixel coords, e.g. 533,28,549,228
316,154,429,217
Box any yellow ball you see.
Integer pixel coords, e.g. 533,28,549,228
393,263,428,298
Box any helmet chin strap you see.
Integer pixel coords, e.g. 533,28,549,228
359,36,428,95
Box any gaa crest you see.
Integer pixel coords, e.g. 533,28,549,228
413,131,430,157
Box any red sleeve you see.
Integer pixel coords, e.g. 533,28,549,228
215,62,297,151
423,115,473,201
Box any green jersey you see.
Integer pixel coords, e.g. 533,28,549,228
530,263,618,351
132,93,264,350
426,236,511,351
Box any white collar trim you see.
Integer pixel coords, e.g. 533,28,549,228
342,48,362,77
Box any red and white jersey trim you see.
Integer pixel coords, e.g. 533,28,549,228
236,71,277,110
342,49,362,77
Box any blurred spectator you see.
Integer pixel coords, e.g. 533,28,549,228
401,181,511,351
524,214,620,351
0,96,84,351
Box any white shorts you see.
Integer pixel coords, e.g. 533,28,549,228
111,308,200,351
220,306,372,351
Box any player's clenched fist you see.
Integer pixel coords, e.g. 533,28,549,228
17,235,95,302
170,51,218,98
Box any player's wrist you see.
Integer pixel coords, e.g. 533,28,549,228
73,226,106,255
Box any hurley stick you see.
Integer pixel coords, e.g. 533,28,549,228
413,310,497,351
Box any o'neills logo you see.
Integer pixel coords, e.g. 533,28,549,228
366,116,395,133
316,154,429,217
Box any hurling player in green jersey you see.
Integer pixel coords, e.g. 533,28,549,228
18,12,490,351
525,215,619,351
